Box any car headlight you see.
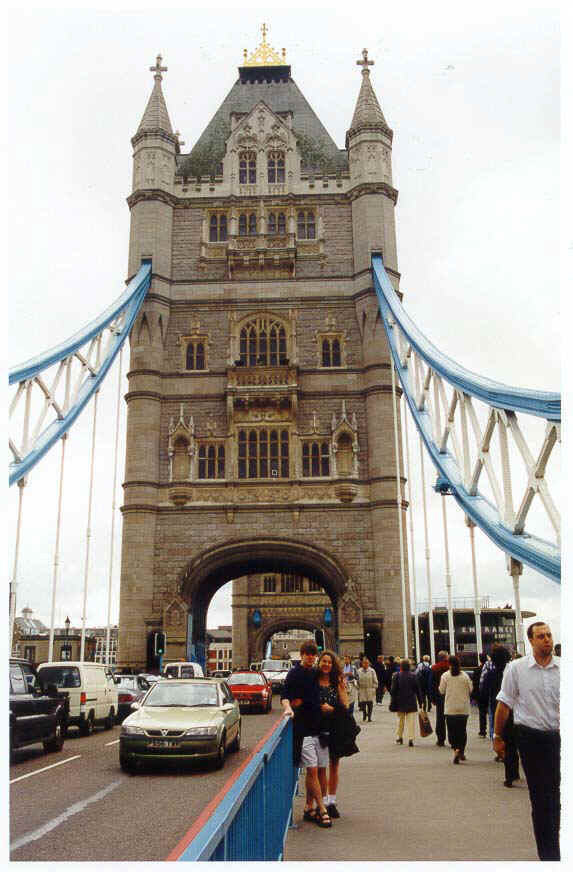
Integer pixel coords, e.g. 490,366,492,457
184,726,218,737
121,725,145,735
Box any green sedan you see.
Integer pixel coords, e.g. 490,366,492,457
119,678,241,772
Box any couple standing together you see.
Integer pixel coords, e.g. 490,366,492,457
281,640,359,829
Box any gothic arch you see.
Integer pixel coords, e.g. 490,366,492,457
254,616,336,659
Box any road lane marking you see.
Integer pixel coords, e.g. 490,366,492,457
104,739,120,746
10,779,122,853
10,755,82,784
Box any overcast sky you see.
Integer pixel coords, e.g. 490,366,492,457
6,1,565,649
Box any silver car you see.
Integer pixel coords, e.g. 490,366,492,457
119,679,241,772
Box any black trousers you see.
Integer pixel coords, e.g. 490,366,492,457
515,724,560,861
376,684,385,703
478,697,489,735
360,701,373,721
421,689,432,711
434,695,446,744
445,714,468,754
503,711,520,784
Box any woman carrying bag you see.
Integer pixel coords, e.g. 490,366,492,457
390,658,423,746
439,655,472,764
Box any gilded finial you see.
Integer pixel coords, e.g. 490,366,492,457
243,24,287,67
150,54,168,81
356,48,374,72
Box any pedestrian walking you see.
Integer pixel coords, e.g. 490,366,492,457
390,658,423,746
357,656,377,722
316,650,350,819
281,640,332,828
430,650,450,746
471,652,489,736
415,654,432,711
342,654,358,715
494,622,560,860
482,644,520,784
439,655,472,764
374,655,386,705
479,653,495,737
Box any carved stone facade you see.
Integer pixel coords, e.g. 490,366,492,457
118,42,411,670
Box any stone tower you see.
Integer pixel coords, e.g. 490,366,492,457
118,31,410,670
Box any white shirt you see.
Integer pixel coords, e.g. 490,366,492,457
497,654,560,732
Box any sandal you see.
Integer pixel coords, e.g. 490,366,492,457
316,810,332,828
303,808,318,823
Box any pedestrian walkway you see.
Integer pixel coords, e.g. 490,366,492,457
284,704,537,861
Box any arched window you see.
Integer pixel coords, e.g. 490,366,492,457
267,151,285,183
277,212,286,234
237,429,289,479
238,213,257,236
186,341,206,370
239,317,288,366
198,443,225,479
173,437,190,480
239,151,257,184
268,213,276,234
321,336,342,368
302,441,330,477
209,214,227,242
248,213,257,235
297,210,316,239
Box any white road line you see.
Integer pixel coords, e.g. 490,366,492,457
104,739,120,746
10,778,123,853
10,755,82,784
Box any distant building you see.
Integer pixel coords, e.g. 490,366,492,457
12,607,117,666
206,625,232,673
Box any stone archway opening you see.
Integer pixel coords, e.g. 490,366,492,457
179,538,350,668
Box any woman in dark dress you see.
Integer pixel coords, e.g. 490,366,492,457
484,644,520,785
316,650,348,819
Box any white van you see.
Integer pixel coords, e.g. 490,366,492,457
37,662,118,736
162,661,205,679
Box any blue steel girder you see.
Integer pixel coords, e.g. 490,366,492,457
371,254,560,583
9,261,151,486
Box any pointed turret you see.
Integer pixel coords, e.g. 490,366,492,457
346,48,392,144
137,55,174,134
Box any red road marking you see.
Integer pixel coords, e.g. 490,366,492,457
165,714,285,860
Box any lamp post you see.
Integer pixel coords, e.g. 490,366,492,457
64,615,71,661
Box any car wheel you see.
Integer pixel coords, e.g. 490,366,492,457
230,723,241,753
120,754,137,773
214,733,226,769
104,708,115,730
80,713,94,736
43,720,65,753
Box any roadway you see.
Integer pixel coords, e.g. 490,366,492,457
10,701,278,861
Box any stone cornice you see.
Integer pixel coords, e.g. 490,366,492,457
347,181,399,204
127,189,178,209
131,128,178,149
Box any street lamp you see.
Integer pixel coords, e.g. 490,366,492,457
63,616,71,661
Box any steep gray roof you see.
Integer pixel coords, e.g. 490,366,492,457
137,77,173,135
350,68,390,133
177,74,348,178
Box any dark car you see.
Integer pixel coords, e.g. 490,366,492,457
114,674,151,721
9,658,69,760
226,671,273,713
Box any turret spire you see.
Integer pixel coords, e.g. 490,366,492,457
349,48,390,134
137,53,173,134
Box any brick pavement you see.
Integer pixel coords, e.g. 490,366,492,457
284,703,538,861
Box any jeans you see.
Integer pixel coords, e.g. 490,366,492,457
515,724,560,861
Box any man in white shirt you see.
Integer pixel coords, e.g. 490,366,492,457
493,622,560,861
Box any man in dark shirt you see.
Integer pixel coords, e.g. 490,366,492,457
281,640,332,827
430,650,450,746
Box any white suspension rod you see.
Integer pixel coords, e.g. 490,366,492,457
466,518,483,657
80,390,99,662
441,494,456,655
9,479,26,654
48,435,68,662
419,438,436,663
403,396,420,663
509,558,525,655
391,362,409,657
106,348,123,666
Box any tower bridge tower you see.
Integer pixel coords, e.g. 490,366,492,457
118,30,410,670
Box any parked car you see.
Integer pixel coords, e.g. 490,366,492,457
9,658,68,759
226,670,272,712
114,674,151,721
138,672,162,685
119,678,240,773
37,661,118,735
162,661,205,679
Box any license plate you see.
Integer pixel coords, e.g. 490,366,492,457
147,740,180,749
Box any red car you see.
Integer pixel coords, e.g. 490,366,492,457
226,671,273,713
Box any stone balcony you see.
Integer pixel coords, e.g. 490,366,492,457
226,364,299,422
199,232,324,279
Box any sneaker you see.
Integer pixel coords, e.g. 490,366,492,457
326,803,340,819
396,738,403,744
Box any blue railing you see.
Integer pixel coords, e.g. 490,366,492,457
169,716,297,861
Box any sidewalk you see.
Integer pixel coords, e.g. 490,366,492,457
284,704,538,861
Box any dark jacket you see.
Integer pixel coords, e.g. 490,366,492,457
430,660,450,703
390,670,422,713
328,704,360,759
373,661,386,686
281,663,321,765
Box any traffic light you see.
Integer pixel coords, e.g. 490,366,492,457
314,629,325,652
154,631,166,656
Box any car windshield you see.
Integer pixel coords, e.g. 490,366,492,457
261,660,288,672
38,666,81,688
116,676,137,690
144,683,219,707
227,673,265,687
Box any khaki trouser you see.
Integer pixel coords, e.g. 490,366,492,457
396,711,416,741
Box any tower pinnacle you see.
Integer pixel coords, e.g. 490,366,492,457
348,47,390,136
149,54,168,81
136,52,173,135
356,48,374,72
